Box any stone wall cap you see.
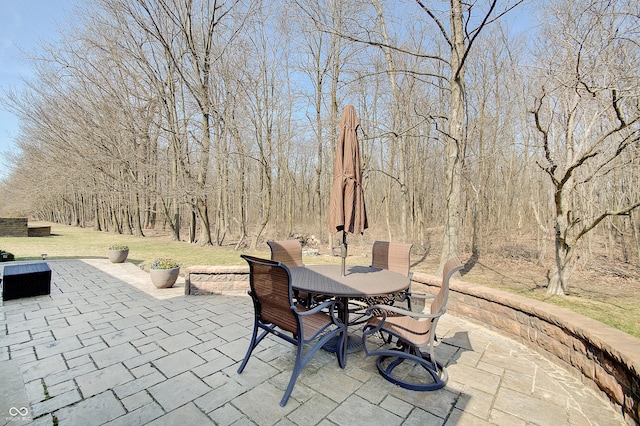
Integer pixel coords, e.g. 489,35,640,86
185,265,248,274
412,271,640,374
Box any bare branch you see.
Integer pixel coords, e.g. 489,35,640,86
531,91,559,185
574,200,640,243
455,0,498,81
414,0,451,48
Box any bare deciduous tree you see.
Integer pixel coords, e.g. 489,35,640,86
531,0,640,294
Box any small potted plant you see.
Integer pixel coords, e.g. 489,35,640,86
149,258,180,288
107,244,129,263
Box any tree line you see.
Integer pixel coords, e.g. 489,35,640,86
1,0,639,294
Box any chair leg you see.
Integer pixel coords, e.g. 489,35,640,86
337,327,347,368
280,341,305,407
279,325,346,406
237,323,266,374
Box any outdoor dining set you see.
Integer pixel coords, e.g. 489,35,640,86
233,104,463,406
238,239,463,407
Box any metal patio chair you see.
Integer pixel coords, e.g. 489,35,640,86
267,240,312,306
237,255,346,407
267,240,329,307
361,256,464,391
369,240,413,309
349,241,413,325
266,240,304,269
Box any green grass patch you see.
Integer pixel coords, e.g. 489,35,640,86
535,294,640,339
0,222,350,271
479,282,640,339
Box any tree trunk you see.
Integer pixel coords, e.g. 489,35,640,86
374,0,409,242
440,0,467,272
632,211,640,265
548,217,575,295
196,199,212,245
189,208,196,244
133,191,144,237
251,172,271,250
93,195,101,232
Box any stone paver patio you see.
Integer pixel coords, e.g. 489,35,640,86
0,259,627,425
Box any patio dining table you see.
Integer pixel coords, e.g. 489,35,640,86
289,264,410,356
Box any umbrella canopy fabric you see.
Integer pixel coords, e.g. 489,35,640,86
327,105,368,235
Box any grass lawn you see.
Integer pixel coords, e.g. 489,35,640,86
0,222,357,270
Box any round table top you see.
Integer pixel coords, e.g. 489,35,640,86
289,264,409,298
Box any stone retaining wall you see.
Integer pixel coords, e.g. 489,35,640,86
184,265,639,425
0,218,28,237
184,265,249,296
412,272,639,426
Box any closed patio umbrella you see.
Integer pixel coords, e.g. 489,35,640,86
327,105,368,276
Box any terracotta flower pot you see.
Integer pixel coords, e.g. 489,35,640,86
107,249,129,263
150,267,180,288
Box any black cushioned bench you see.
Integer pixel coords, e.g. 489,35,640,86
2,262,51,301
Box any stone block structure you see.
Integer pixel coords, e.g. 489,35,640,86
27,226,51,237
184,265,250,296
0,218,50,237
0,218,28,237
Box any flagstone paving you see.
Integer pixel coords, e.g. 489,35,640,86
0,259,627,425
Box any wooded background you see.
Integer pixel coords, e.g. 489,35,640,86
1,0,639,293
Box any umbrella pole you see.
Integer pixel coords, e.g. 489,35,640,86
341,231,347,276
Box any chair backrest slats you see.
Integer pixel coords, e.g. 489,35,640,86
267,240,304,269
371,241,412,276
242,255,298,334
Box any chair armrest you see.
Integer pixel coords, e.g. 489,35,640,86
405,292,435,300
365,303,444,319
295,299,344,323
295,298,340,315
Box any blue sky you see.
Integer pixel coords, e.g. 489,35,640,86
0,0,79,177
